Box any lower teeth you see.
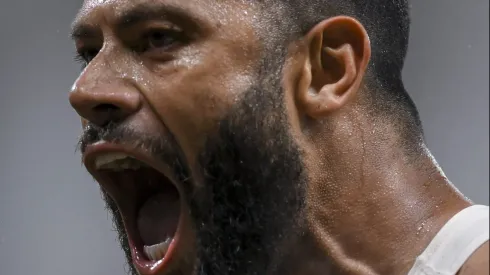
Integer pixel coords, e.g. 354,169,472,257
143,238,172,261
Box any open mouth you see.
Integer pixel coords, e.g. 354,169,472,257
83,142,185,275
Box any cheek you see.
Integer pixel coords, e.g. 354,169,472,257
139,25,260,162
142,61,255,165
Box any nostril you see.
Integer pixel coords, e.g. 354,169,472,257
69,86,142,126
91,103,126,126
93,103,120,113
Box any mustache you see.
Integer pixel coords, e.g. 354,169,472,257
77,122,191,184
77,121,144,154
77,121,169,155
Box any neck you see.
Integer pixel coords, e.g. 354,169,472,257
297,114,471,275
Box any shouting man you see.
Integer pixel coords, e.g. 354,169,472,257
69,0,489,274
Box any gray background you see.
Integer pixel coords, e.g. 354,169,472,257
0,1,488,274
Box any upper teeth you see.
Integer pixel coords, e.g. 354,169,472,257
94,153,145,171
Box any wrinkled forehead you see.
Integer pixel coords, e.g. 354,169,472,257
75,0,262,30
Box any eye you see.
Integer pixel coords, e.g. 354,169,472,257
74,48,99,68
143,29,179,51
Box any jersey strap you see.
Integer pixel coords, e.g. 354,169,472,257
407,205,489,275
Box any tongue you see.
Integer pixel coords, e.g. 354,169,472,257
137,193,180,245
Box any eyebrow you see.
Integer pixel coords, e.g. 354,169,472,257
71,3,204,41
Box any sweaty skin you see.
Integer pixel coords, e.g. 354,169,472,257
69,0,489,275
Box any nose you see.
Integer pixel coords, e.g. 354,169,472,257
69,82,142,126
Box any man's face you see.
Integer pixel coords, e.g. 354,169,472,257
70,1,307,275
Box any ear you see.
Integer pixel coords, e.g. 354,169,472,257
296,16,371,118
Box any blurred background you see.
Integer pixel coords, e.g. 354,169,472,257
0,1,488,274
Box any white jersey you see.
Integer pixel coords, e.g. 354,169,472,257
407,205,489,275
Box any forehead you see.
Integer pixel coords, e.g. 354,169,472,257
75,0,258,28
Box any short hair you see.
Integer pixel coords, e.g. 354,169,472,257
260,0,425,147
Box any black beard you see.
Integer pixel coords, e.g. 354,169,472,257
79,53,306,275
192,84,306,275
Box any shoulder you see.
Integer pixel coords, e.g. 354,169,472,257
458,241,489,275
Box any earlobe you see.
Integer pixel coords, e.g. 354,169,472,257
296,16,371,119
